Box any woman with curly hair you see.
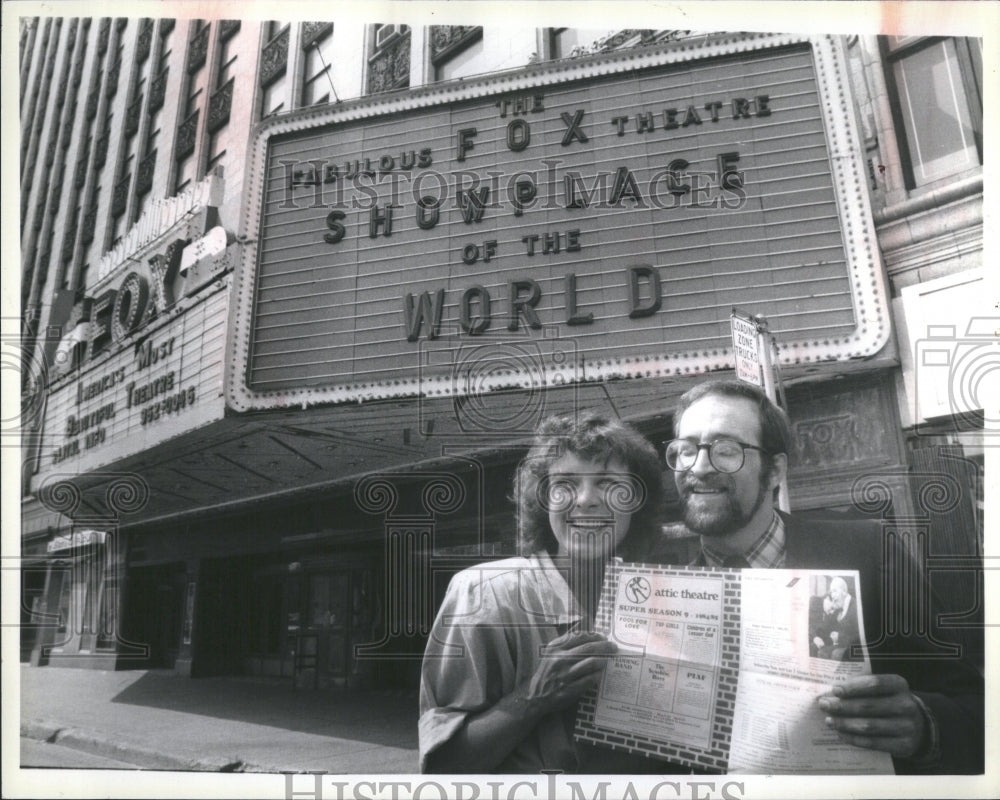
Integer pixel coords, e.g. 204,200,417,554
419,413,665,773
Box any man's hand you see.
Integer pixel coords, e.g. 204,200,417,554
817,674,926,758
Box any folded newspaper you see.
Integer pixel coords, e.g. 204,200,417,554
575,564,894,774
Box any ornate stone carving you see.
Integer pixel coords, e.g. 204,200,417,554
136,17,154,62
74,156,88,189
219,19,241,41
85,85,99,120
98,18,110,54
125,94,143,138
561,29,693,59
207,78,234,133
366,30,410,94
94,131,109,168
19,18,31,55
136,148,157,196
649,29,694,45
175,110,199,159
301,21,332,50
71,31,87,88
260,25,289,86
187,22,209,73
149,67,168,112
82,203,97,244
795,413,873,468
429,25,481,63
111,173,130,217
62,115,75,148
106,58,121,98
61,227,76,264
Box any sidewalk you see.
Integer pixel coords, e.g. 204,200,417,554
19,665,419,773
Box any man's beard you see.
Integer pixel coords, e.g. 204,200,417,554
679,475,770,537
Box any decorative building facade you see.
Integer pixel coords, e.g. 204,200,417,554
16,15,984,685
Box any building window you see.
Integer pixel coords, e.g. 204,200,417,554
366,24,410,94
204,22,238,172
76,263,90,299
205,129,226,172
135,22,174,220
110,158,133,245
108,27,152,246
430,25,484,81
301,23,335,106
216,33,237,87
259,22,289,118
175,21,210,194
261,71,287,118
883,36,983,189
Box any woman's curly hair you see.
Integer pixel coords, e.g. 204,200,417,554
515,412,665,560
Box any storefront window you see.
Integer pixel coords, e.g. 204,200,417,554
96,579,118,649
82,555,98,634
883,36,982,189
56,571,72,634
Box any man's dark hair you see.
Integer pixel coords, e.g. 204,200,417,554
673,379,794,459
515,413,665,560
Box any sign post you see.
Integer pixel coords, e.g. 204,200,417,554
731,308,789,511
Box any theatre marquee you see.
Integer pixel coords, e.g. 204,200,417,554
229,33,889,411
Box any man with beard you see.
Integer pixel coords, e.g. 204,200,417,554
663,379,983,774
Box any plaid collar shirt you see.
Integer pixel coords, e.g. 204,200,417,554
699,511,786,569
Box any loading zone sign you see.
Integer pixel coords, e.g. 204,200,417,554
731,310,762,386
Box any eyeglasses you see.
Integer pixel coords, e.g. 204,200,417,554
663,438,769,474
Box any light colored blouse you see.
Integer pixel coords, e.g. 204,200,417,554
418,552,586,773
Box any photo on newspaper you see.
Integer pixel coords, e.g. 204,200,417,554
575,563,894,774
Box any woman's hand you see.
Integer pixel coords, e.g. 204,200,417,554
422,630,617,772
524,630,618,714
